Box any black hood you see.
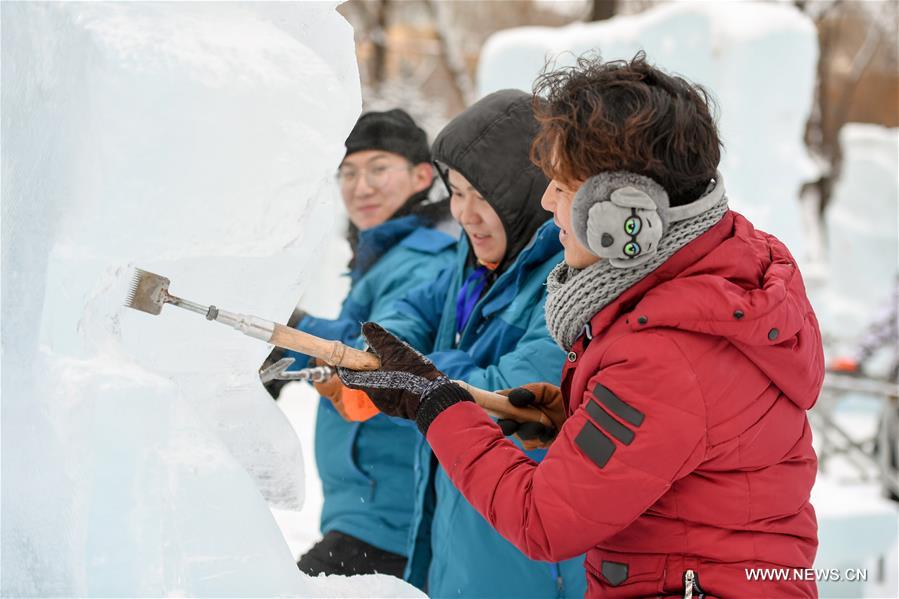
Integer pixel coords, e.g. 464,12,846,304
432,89,550,271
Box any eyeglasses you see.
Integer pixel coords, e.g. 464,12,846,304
337,163,412,189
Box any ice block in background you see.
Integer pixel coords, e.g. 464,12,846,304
477,1,818,264
822,125,899,347
1,2,422,596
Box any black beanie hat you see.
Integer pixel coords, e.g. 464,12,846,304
344,108,430,165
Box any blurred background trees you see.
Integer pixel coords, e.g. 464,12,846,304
337,0,897,213
795,0,898,213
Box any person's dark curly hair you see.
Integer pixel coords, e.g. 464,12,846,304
531,52,722,207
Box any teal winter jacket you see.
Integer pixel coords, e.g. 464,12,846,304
288,215,456,555
377,220,587,598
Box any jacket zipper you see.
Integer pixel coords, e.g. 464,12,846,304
549,562,563,598
683,569,705,599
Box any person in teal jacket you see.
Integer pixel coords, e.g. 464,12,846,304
261,109,456,577
374,91,587,598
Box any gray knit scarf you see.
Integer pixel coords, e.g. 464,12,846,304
544,179,729,350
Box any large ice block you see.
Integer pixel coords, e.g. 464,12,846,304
1,2,424,596
822,124,899,348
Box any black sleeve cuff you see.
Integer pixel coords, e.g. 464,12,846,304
416,382,473,436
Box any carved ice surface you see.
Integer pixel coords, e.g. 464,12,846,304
2,3,420,596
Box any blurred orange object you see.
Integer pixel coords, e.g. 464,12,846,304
829,356,860,373
341,387,381,421
313,375,380,422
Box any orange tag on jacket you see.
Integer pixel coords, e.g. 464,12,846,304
341,387,380,422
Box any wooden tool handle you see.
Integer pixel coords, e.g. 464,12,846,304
455,381,552,427
268,326,550,428
270,324,380,370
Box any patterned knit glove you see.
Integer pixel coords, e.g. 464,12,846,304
337,322,472,434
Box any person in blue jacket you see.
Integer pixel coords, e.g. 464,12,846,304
374,90,587,598
260,108,456,577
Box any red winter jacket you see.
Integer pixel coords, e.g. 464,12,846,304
427,211,823,598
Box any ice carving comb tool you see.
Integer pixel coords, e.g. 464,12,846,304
124,268,380,370
258,358,334,384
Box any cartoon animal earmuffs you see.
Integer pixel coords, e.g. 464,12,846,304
571,171,724,268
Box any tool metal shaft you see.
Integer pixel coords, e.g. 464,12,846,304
167,293,275,342
127,268,379,371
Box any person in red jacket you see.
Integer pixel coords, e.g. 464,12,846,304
338,53,824,598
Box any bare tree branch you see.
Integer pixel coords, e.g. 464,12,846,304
422,0,475,108
588,0,618,21
369,0,391,90
833,19,883,130
796,0,884,216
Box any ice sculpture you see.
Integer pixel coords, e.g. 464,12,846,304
823,124,899,346
2,3,420,596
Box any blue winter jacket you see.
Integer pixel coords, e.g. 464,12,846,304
377,220,587,598
287,215,456,555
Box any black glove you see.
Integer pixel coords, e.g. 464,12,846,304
496,417,555,448
338,322,472,434
495,384,566,450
